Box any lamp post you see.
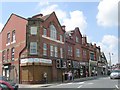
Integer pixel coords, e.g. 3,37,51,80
109,53,113,71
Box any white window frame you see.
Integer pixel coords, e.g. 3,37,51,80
76,48,80,57
30,42,37,55
76,36,79,43
50,45,54,57
60,48,63,58
43,28,47,37
7,33,10,44
55,46,58,57
12,30,16,43
43,43,47,56
50,24,57,40
60,35,62,42
30,26,37,35
11,47,15,61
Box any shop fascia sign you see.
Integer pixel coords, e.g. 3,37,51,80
21,58,52,64
89,60,97,66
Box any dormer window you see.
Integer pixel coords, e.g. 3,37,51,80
50,24,57,40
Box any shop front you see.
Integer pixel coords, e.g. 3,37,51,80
72,61,80,79
89,60,97,76
20,58,52,84
79,62,89,77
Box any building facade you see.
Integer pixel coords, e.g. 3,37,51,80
0,14,28,83
0,11,106,84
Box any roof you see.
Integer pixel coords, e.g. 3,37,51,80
0,13,27,34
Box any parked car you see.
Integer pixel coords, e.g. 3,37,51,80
110,69,120,79
0,76,18,90
0,80,14,90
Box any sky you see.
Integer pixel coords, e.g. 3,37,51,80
0,0,119,65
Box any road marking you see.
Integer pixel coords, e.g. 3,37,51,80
115,85,119,89
78,82,85,84
87,83,93,85
77,85,83,88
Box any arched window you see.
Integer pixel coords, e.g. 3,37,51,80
50,24,57,40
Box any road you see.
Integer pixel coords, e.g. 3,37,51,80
40,77,120,89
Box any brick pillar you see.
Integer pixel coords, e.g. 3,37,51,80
52,60,57,82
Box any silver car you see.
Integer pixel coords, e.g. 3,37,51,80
110,70,120,79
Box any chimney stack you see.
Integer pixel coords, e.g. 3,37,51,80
62,25,66,31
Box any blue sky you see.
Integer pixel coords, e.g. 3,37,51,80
0,0,118,65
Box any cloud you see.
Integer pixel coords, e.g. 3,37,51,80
0,23,3,33
62,10,87,33
96,0,119,27
96,35,118,65
38,4,67,21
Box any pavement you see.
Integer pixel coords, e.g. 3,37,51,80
19,75,108,88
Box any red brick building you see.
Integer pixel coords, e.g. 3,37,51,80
0,14,28,83
0,11,103,84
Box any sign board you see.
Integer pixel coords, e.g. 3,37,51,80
21,58,52,64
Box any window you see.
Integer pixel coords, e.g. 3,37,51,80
43,43,47,56
11,47,15,61
43,28,47,36
30,26,37,35
83,50,86,58
7,49,9,60
68,46,70,56
76,49,80,57
90,52,94,60
60,48,63,58
7,33,10,44
50,45,54,57
2,51,5,62
60,35,62,42
12,30,16,42
76,36,79,42
30,42,37,55
55,46,58,57
50,24,57,40
68,46,72,56
70,47,72,56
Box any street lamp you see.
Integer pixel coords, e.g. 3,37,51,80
109,53,113,71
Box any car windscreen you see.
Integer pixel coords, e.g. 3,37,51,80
112,70,120,73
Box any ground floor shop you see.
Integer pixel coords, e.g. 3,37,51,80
2,63,18,83
89,60,98,76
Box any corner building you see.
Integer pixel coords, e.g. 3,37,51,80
20,12,65,84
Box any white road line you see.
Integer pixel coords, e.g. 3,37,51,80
115,85,119,89
77,85,83,88
77,82,85,84
87,83,93,85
